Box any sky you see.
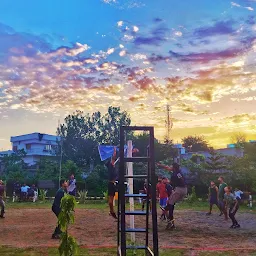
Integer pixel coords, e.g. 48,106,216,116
0,0,256,150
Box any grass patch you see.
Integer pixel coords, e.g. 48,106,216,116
4,200,255,214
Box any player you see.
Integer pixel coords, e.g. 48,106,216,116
157,162,187,230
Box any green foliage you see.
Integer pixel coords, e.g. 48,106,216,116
57,106,131,168
181,135,209,152
77,190,88,204
205,150,226,171
190,154,205,164
35,158,59,180
103,191,108,202
186,186,198,204
132,132,177,162
1,150,28,180
38,189,47,202
58,194,79,256
61,160,81,181
85,165,108,196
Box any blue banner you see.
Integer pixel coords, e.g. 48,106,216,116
98,145,128,161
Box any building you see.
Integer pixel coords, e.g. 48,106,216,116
2,133,60,166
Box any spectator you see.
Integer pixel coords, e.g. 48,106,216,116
21,183,30,201
13,181,21,202
67,174,76,196
28,184,38,202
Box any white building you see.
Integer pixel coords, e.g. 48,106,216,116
9,133,60,166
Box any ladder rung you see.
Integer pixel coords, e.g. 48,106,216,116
126,245,147,250
125,228,146,232
124,157,150,162
125,211,147,215
122,126,153,131
125,194,147,197
125,175,148,178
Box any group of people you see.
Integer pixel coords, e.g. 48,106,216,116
156,162,187,230
13,182,38,202
155,172,242,229
207,177,242,228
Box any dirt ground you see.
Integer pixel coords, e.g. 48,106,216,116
0,208,256,250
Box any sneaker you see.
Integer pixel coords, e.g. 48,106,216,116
166,219,175,230
230,224,235,228
51,234,60,239
160,206,165,211
110,212,118,219
206,212,211,216
234,224,240,228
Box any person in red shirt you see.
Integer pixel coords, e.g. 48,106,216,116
157,177,169,220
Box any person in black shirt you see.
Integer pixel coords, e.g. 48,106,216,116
157,162,187,229
51,180,68,239
105,147,118,219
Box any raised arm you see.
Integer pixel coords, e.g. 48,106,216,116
156,163,173,171
111,147,117,165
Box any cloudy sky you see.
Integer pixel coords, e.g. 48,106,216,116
0,0,256,150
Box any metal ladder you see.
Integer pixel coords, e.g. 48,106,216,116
117,126,159,256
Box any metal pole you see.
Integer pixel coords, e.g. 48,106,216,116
149,127,159,256
119,126,126,256
127,140,135,243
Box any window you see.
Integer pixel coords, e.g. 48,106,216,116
13,146,17,152
45,145,52,151
26,144,31,150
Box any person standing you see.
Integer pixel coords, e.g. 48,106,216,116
157,177,169,220
20,183,30,201
68,174,76,196
206,181,222,215
218,176,228,220
51,180,68,239
224,186,240,228
0,180,5,218
105,147,118,219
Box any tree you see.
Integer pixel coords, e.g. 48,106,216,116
181,135,209,152
205,150,226,172
35,158,59,180
0,150,28,180
231,132,247,148
57,107,131,168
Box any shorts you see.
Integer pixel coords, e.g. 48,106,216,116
168,187,187,205
160,198,168,207
210,198,218,205
108,182,116,197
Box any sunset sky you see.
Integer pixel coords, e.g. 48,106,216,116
0,0,256,150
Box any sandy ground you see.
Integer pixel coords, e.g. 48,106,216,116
0,208,256,250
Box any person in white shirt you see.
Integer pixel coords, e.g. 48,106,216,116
21,184,30,201
67,174,76,196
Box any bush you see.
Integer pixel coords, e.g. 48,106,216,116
186,186,198,204
77,190,88,204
